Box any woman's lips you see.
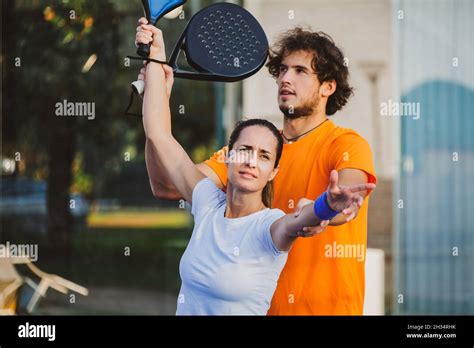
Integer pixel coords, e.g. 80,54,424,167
239,171,256,179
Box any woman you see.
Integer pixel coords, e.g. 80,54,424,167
136,19,375,315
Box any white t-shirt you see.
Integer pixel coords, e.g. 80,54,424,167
176,178,288,315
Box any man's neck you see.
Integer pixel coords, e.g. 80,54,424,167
282,112,328,141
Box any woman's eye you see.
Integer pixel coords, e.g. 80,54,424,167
260,155,270,160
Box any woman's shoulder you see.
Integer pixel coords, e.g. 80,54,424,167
192,177,226,216
261,207,286,221
194,177,224,195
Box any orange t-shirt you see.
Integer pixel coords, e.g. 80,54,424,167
204,120,377,315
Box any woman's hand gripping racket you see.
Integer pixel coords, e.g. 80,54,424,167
131,0,186,95
131,2,269,96
136,21,174,99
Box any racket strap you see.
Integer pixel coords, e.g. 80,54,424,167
124,56,171,116
124,91,141,117
127,55,170,66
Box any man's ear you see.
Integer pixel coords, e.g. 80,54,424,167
321,79,337,97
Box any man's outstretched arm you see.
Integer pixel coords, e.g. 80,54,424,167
328,168,370,226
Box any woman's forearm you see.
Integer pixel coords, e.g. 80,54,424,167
271,203,322,251
285,204,321,237
142,62,171,139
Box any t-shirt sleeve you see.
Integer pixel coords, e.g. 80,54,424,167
257,209,287,257
191,178,226,219
326,132,377,195
204,146,229,189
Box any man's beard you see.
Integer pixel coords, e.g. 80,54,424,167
279,94,320,120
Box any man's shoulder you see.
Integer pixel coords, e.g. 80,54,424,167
329,123,369,146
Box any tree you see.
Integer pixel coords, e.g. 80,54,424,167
4,0,127,248
2,0,216,250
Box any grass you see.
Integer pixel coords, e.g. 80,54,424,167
87,209,191,229
37,209,194,294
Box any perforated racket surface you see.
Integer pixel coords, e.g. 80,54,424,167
127,2,269,115
169,2,269,82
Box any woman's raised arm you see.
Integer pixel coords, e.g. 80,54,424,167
140,22,204,203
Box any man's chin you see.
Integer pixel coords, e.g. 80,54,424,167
279,105,311,119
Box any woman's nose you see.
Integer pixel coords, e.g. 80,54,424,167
245,151,257,167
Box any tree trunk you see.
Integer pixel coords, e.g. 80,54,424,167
46,118,76,252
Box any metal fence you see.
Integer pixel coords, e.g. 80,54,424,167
395,0,474,314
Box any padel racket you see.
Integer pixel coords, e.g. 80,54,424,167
131,2,269,95
137,0,187,58
171,2,269,81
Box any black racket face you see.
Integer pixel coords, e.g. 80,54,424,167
183,2,268,81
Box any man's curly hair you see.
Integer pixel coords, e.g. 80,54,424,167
266,27,353,116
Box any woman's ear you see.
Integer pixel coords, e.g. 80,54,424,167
224,151,230,167
269,165,280,182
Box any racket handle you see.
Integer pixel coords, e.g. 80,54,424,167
133,43,149,95
131,79,145,96
137,43,151,58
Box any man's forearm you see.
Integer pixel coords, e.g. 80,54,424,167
329,213,356,226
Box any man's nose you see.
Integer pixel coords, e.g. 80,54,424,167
279,70,294,85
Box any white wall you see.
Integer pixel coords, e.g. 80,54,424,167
242,0,397,179
364,248,385,315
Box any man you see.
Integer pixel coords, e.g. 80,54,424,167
139,24,376,315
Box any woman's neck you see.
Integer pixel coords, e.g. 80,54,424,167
225,183,266,218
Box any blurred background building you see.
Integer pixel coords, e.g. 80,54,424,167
1,0,473,314
240,0,474,315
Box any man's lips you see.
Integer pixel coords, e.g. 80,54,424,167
279,88,295,96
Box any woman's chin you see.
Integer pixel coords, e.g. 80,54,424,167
230,178,262,193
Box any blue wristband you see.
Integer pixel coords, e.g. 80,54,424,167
313,191,339,220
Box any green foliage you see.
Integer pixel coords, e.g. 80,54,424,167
6,0,216,201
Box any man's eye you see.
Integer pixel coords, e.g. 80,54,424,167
260,155,270,160
279,66,287,72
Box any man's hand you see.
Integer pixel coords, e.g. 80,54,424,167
293,170,376,236
138,62,174,99
293,198,330,237
326,169,376,221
